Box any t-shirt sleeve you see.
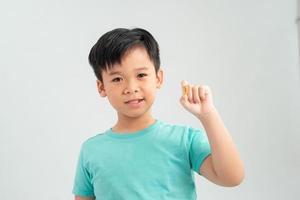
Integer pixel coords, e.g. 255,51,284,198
72,143,95,197
187,126,212,175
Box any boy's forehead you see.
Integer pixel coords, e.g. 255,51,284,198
105,66,150,76
103,46,156,75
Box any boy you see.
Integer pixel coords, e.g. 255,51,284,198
72,28,244,200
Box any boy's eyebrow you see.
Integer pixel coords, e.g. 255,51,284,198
108,67,149,76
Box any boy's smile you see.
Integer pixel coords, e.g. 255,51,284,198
96,46,163,131
124,98,145,108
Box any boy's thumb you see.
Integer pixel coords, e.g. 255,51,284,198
180,94,189,107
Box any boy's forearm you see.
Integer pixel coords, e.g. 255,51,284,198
197,108,245,184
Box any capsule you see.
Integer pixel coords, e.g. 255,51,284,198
181,80,189,96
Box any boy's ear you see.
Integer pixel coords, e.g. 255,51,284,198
96,80,107,97
156,69,164,89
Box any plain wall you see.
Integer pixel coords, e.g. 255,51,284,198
0,0,299,199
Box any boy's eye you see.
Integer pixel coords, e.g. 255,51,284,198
138,73,147,78
112,77,122,82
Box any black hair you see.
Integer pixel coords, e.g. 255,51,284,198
88,28,161,82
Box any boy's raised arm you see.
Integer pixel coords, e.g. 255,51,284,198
180,81,245,187
75,196,95,200
198,109,245,187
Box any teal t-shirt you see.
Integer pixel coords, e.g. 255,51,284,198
72,119,211,199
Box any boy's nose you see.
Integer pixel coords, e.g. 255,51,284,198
123,88,139,94
123,81,140,94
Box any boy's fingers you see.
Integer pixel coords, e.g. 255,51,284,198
199,86,205,100
199,85,211,100
188,84,194,102
193,86,201,103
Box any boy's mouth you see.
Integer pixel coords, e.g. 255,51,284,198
125,98,144,104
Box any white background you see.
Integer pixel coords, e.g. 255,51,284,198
0,0,299,199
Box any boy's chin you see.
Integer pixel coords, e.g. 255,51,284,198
123,113,146,119
117,110,149,119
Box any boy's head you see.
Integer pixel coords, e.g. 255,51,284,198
88,28,163,118
88,28,161,83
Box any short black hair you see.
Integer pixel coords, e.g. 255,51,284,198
88,28,161,82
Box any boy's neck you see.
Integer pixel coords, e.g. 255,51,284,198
112,115,156,134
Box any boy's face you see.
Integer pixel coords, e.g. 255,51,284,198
96,46,163,119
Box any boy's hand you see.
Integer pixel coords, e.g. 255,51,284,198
180,80,216,118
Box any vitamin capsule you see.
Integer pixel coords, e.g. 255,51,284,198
181,80,189,96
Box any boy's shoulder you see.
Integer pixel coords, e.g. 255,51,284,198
80,120,204,148
160,120,204,133
80,130,108,149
